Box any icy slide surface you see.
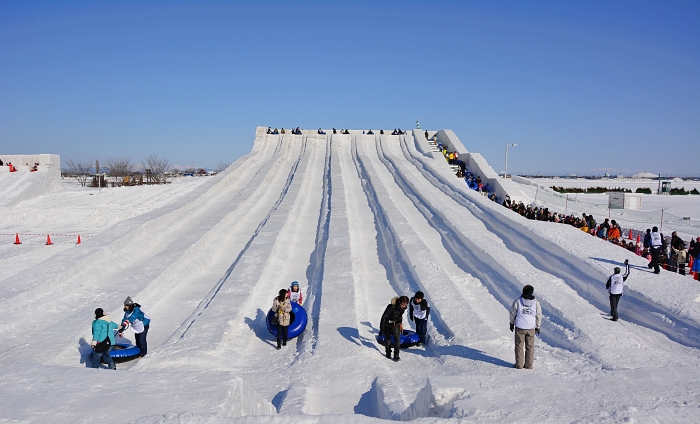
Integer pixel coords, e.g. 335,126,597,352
1,132,699,423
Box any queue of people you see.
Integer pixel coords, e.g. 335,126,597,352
267,127,414,136
500,199,699,277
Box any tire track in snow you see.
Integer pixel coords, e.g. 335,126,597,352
173,137,310,340
375,135,580,353
0,136,282,349
397,134,700,351
297,134,332,354
351,136,454,342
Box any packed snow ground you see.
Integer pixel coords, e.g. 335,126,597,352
1,132,700,423
515,177,700,220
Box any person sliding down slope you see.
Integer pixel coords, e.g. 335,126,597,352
606,260,630,321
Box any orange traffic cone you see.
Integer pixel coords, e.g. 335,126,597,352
76,235,81,244
636,234,641,243
14,233,21,245
628,229,633,240
46,234,53,245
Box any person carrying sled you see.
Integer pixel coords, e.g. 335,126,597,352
90,308,119,370
606,260,630,321
286,281,303,305
409,291,430,347
273,289,292,349
509,285,542,369
380,295,409,362
119,296,150,358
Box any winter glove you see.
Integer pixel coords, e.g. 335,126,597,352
90,340,97,347
624,259,629,265
535,328,540,335
509,324,514,332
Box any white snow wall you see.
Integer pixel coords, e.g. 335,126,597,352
417,130,527,204
0,154,62,205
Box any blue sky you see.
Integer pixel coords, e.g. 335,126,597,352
1,1,698,175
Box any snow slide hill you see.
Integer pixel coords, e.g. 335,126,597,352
0,128,699,423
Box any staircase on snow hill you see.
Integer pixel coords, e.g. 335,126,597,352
427,139,460,175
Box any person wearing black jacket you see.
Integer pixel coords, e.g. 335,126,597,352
409,292,430,347
670,232,686,274
643,229,652,248
380,296,409,362
648,226,665,274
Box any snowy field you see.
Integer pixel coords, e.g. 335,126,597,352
1,131,700,423
516,177,700,220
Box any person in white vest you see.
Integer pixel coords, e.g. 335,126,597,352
606,260,630,321
286,281,303,305
647,226,665,274
509,285,542,369
409,291,430,347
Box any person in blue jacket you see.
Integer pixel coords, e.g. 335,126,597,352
119,296,150,358
91,308,119,370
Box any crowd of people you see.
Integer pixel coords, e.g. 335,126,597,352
266,127,412,136
432,140,500,203
500,198,700,276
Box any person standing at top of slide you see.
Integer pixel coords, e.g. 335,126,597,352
606,260,630,322
286,281,303,305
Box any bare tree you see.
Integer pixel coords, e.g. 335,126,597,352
104,157,134,178
215,161,229,173
66,159,94,187
145,154,169,184
185,166,196,175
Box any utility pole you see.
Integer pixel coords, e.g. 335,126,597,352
505,143,518,178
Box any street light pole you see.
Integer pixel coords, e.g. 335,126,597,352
504,143,518,178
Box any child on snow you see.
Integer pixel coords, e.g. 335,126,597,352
90,308,119,370
286,281,303,305
409,291,430,347
119,296,150,358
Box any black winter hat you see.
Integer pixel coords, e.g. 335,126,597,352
94,308,104,319
522,285,534,295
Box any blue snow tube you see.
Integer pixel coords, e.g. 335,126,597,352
376,329,421,349
468,181,478,190
110,342,141,362
266,302,307,339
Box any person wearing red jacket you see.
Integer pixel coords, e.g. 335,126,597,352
286,281,303,305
